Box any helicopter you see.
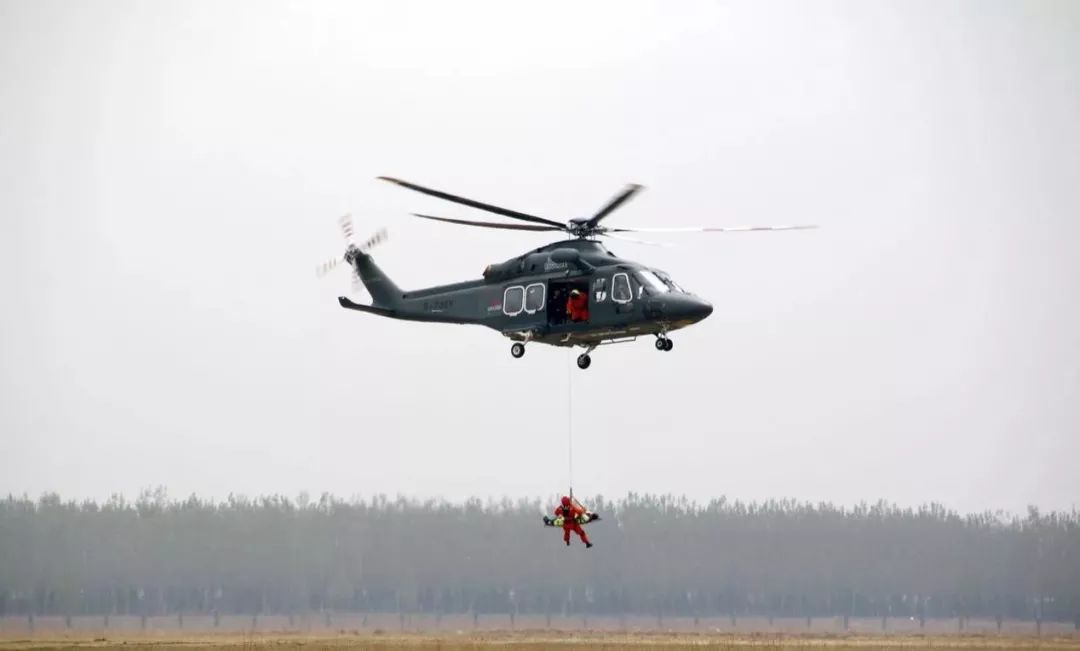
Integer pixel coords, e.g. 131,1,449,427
318,177,815,369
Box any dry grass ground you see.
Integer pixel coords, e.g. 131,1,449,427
0,631,1078,651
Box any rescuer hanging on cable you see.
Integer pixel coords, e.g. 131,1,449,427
543,495,599,548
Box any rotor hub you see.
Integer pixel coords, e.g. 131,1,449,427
567,218,603,239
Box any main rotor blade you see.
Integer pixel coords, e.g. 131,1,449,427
611,224,818,233
586,183,643,228
413,214,564,232
602,232,675,247
378,176,565,228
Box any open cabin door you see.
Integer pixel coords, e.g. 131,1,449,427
546,277,592,326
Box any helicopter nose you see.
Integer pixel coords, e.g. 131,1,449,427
686,296,713,322
650,295,712,324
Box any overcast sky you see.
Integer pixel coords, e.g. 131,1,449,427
2,0,1078,514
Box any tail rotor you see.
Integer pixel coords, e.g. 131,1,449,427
316,213,388,299
339,213,357,248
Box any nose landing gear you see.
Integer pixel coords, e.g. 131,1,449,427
655,336,673,352
511,342,526,358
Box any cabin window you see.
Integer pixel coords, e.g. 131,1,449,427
612,272,632,303
592,277,608,303
503,286,524,316
524,283,545,313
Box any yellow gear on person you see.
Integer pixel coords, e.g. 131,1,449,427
553,516,565,527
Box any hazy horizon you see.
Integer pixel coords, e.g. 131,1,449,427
4,488,1074,520
2,1,1078,515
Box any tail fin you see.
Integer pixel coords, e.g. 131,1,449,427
351,252,402,307
317,219,396,305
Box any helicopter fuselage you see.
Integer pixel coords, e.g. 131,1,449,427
338,239,712,358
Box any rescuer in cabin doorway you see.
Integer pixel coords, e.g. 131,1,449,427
566,289,589,322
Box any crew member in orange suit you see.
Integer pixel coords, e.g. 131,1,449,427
555,496,592,548
566,289,589,322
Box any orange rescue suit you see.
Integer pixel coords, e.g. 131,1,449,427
555,497,591,546
567,293,589,322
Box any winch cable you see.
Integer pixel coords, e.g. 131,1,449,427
566,348,574,500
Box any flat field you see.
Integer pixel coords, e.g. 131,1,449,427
1,631,1078,651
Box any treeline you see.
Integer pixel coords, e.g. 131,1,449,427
1,491,1078,623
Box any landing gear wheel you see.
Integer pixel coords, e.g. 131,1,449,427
663,338,674,351
510,343,525,359
655,338,667,351
576,354,592,370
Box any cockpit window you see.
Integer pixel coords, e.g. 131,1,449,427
635,270,669,294
655,271,685,293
